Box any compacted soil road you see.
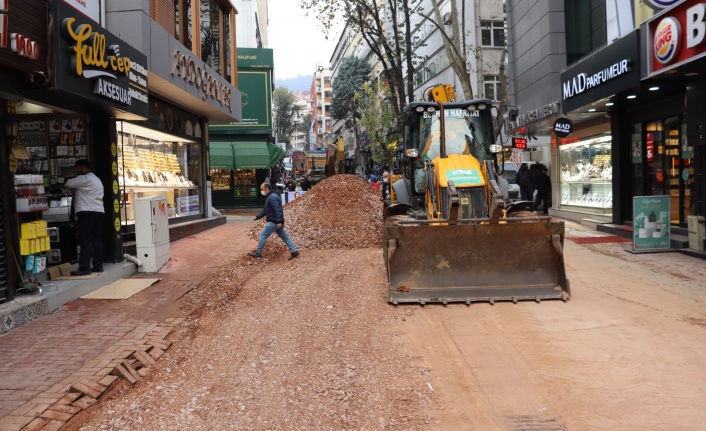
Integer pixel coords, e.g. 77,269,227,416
64,178,706,430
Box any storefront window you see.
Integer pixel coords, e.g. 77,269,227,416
233,170,258,197
559,134,612,210
116,122,202,223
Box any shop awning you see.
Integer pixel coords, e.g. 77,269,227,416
210,142,235,169
233,142,271,169
267,143,285,166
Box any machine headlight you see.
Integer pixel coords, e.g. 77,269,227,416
405,148,419,158
477,103,487,110
489,144,502,154
426,106,437,113
415,106,425,113
467,105,477,111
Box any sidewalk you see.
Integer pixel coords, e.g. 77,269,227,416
0,215,256,431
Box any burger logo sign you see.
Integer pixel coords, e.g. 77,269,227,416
654,17,681,64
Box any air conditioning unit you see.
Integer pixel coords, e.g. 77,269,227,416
318,128,324,134
317,114,323,120
317,101,322,107
443,13,452,25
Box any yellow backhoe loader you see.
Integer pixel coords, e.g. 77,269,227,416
383,86,569,305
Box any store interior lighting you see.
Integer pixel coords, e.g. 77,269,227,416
649,86,660,91
117,121,196,144
627,95,637,99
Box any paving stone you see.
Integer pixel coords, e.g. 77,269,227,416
137,368,150,377
38,409,72,422
70,396,97,410
19,418,47,431
148,346,165,360
111,364,137,385
76,379,106,396
36,419,64,431
68,382,101,400
97,375,119,387
55,392,81,406
0,415,33,431
46,403,81,415
120,361,141,383
132,350,156,367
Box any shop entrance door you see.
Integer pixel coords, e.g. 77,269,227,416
644,117,693,227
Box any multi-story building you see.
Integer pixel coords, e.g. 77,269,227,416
507,0,705,251
291,91,312,151
310,65,332,150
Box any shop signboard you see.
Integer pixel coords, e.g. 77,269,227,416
209,48,273,134
560,30,640,113
632,196,671,252
0,0,47,74
135,95,203,142
52,1,148,119
177,195,200,215
553,117,574,137
644,0,706,77
512,137,527,149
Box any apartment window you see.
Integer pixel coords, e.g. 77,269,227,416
483,75,500,101
172,0,193,50
481,21,504,47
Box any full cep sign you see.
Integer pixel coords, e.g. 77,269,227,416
646,1,706,76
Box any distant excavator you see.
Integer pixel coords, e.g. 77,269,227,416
383,84,569,305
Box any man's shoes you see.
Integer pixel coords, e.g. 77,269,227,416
70,270,91,276
248,251,262,258
91,266,104,273
288,251,300,260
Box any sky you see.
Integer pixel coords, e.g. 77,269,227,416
268,1,343,80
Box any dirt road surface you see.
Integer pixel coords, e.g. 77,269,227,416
62,177,706,431
63,223,706,431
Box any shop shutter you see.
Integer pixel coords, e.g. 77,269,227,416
0,182,7,304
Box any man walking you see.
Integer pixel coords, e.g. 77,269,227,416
534,167,552,215
249,182,300,260
64,159,105,275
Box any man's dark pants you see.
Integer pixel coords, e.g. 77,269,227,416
76,211,104,271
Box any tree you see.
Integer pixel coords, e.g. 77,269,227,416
330,56,372,125
273,87,301,150
356,81,397,169
301,0,508,141
297,112,313,151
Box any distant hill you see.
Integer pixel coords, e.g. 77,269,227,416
275,75,313,92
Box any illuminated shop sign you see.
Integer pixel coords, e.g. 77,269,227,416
644,0,681,9
512,137,527,149
562,60,631,99
646,1,706,76
54,1,148,118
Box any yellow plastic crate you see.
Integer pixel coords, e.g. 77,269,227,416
21,223,37,239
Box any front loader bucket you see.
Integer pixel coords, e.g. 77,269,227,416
384,219,570,305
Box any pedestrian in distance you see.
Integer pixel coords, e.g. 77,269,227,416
64,159,105,275
370,175,380,191
516,163,535,211
534,166,552,215
300,175,313,191
249,182,300,260
381,171,392,207
285,176,296,191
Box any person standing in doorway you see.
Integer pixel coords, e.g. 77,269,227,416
64,159,105,275
249,182,300,260
534,167,552,215
516,163,535,211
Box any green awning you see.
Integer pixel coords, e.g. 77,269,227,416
233,142,270,169
268,144,285,166
210,142,235,169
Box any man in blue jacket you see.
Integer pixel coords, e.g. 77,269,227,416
249,182,300,260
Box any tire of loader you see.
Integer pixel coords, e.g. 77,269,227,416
384,220,570,305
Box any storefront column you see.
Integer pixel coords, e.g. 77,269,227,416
611,98,630,225
687,83,706,217
91,116,123,263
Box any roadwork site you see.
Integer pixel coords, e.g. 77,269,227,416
3,176,706,431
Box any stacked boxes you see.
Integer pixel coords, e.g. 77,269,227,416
20,220,51,256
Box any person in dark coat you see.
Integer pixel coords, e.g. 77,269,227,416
300,175,313,191
284,176,296,191
534,167,552,215
516,163,535,211
249,182,300,260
